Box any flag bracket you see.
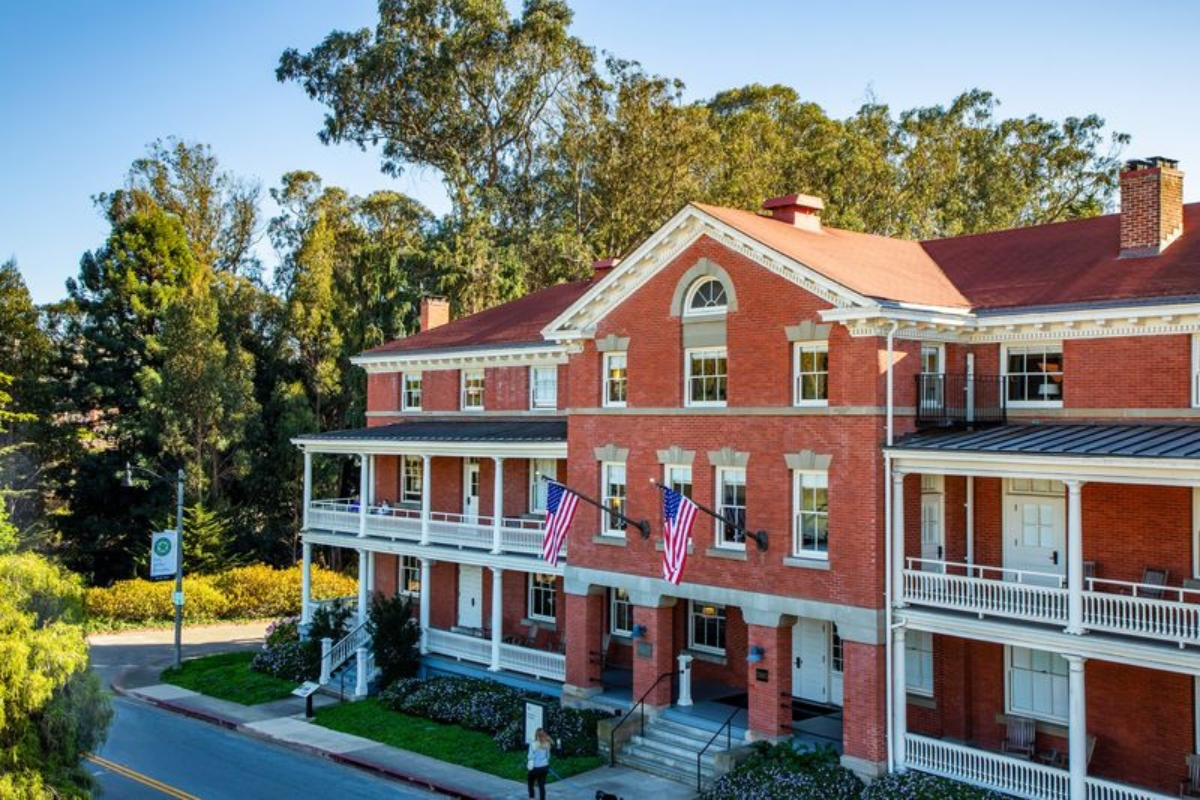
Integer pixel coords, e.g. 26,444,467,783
652,480,768,552
539,476,651,539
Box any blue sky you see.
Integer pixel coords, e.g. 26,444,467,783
3,0,1198,306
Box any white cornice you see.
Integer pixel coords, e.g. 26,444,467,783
888,448,1200,487
291,437,566,459
351,343,575,374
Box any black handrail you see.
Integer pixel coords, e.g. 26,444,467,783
696,704,741,791
915,374,1007,429
609,670,677,766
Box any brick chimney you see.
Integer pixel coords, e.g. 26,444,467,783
762,193,824,233
1120,157,1184,258
591,257,620,279
419,296,450,331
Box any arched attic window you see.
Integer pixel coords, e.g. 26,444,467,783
684,276,729,316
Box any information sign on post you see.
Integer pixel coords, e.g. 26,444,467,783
524,699,546,744
150,530,178,580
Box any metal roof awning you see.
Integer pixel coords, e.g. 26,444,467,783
887,423,1200,486
292,418,567,458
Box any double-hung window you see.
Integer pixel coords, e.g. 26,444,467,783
530,366,557,410
401,455,423,504
402,373,422,411
609,588,633,636
792,470,829,558
793,342,829,405
529,459,556,514
665,465,692,499
528,573,556,622
906,631,934,696
686,348,727,407
461,369,485,410
1007,646,1068,723
603,352,627,407
716,467,746,548
919,344,944,411
398,555,421,597
688,601,726,654
1004,344,1063,405
602,463,627,536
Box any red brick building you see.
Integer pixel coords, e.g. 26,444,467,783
294,157,1200,799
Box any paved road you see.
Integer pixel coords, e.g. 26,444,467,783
91,696,439,799
90,622,270,692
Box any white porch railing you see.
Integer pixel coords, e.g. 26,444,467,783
305,594,357,624
905,735,1171,800
320,621,371,684
308,500,558,558
904,559,1200,647
425,628,566,682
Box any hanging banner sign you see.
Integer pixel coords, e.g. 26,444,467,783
150,530,178,579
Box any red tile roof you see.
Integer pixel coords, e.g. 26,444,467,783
362,280,593,355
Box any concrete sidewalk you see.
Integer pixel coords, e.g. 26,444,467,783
97,626,697,800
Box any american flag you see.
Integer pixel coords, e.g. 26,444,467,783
661,486,698,585
541,481,579,566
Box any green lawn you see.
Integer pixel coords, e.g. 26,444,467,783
160,650,298,705
314,699,604,782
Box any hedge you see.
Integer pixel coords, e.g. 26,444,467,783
85,565,357,625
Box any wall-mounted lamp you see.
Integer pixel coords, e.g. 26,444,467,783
747,644,765,663
631,624,647,639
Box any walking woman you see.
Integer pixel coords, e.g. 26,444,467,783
526,727,552,800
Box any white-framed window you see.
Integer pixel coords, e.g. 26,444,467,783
1193,335,1200,409
686,347,727,407
401,455,423,504
398,555,421,597
461,368,485,410
831,623,844,674
609,587,633,636
684,277,729,317
1004,343,1063,405
529,459,556,514
919,344,944,410
603,352,627,407
530,366,557,410
716,467,746,549
602,462,627,536
906,630,934,696
793,342,829,405
665,464,693,499
688,600,726,654
1007,646,1068,723
528,573,557,622
402,373,422,411
792,470,829,558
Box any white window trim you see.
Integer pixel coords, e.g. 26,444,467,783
600,462,627,538
792,341,829,407
1002,342,1063,409
530,366,557,410
603,351,628,408
401,455,423,504
609,588,633,636
529,459,556,515
1005,645,1068,724
1192,334,1200,409
528,573,556,623
715,467,746,551
906,630,934,697
688,600,727,655
792,469,829,560
683,277,729,318
402,373,422,411
461,369,485,411
685,346,728,408
665,464,692,498
398,555,421,598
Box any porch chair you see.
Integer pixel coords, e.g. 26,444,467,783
1141,567,1170,600
1001,716,1037,760
1180,753,1200,798
1042,734,1096,770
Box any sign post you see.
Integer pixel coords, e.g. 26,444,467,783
150,530,178,580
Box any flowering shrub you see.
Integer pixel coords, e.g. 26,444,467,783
861,772,1008,799
700,743,863,800
250,640,318,682
379,676,605,757
85,575,229,623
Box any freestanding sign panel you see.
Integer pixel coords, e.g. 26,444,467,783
524,699,546,744
150,530,178,580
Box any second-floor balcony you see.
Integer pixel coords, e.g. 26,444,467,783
307,498,559,559
904,558,1200,649
916,374,1007,429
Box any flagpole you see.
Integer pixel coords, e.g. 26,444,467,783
650,480,768,551
539,476,650,539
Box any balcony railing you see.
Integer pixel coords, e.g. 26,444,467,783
307,499,558,559
425,628,565,681
915,374,1007,429
905,734,1170,800
904,559,1200,647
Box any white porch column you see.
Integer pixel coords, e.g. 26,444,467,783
358,454,369,538
891,624,908,771
491,457,505,554
489,566,503,671
367,454,376,505
420,455,431,545
1065,480,1086,635
300,541,313,625
1066,654,1087,800
357,549,369,627
892,471,907,608
302,451,312,529
367,551,376,594
419,558,432,654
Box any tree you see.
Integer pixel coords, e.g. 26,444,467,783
0,372,31,554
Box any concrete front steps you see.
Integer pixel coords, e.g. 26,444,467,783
614,715,741,790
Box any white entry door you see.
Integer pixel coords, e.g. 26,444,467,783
920,475,945,571
463,459,480,523
792,619,830,704
457,565,483,629
1003,479,1065,586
